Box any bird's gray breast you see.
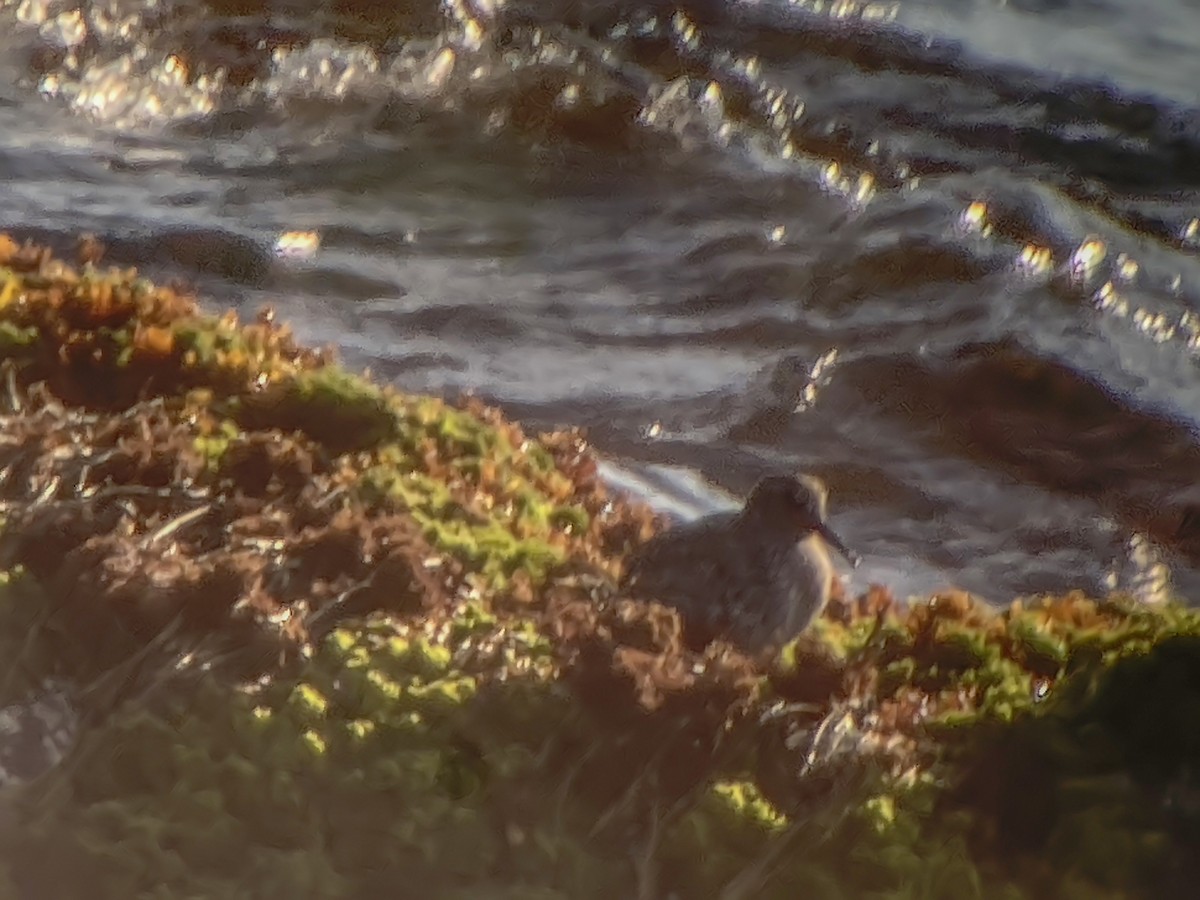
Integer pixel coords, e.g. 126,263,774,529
727,535,831,648
778,535,833,637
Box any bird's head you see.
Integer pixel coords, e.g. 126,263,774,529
744,474,860,567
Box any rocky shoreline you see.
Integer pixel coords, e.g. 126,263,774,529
0,234,1197,898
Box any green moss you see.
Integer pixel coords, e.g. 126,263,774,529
229,367,399,453
944,629,1200,897
0,320,38,353
13,614,635,899
358,443,572,587
1007,616,1068,675
193,418,241,470
172,319,248,368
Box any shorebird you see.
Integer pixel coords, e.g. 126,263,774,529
621,473,858,654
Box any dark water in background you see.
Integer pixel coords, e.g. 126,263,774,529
2,0,1200,605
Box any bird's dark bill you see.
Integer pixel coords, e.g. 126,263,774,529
819,523,860,567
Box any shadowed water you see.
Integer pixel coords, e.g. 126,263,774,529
1,0,1199,604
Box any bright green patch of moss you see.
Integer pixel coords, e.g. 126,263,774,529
228,367,399,453
358,436,580,587
13,617,628,899
0,321,37,354
193,418,241,470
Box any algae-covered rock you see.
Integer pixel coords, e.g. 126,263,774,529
0,233,1198,899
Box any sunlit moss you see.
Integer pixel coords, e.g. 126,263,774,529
192,418,240,470
229,366,400,453
0,321,37,353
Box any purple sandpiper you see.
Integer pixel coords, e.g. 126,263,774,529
621,473,858,653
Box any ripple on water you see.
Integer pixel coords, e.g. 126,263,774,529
849,338,1200,565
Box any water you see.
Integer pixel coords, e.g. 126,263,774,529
1,0,1199,605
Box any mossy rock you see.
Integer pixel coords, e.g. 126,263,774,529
1,234,1199,899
